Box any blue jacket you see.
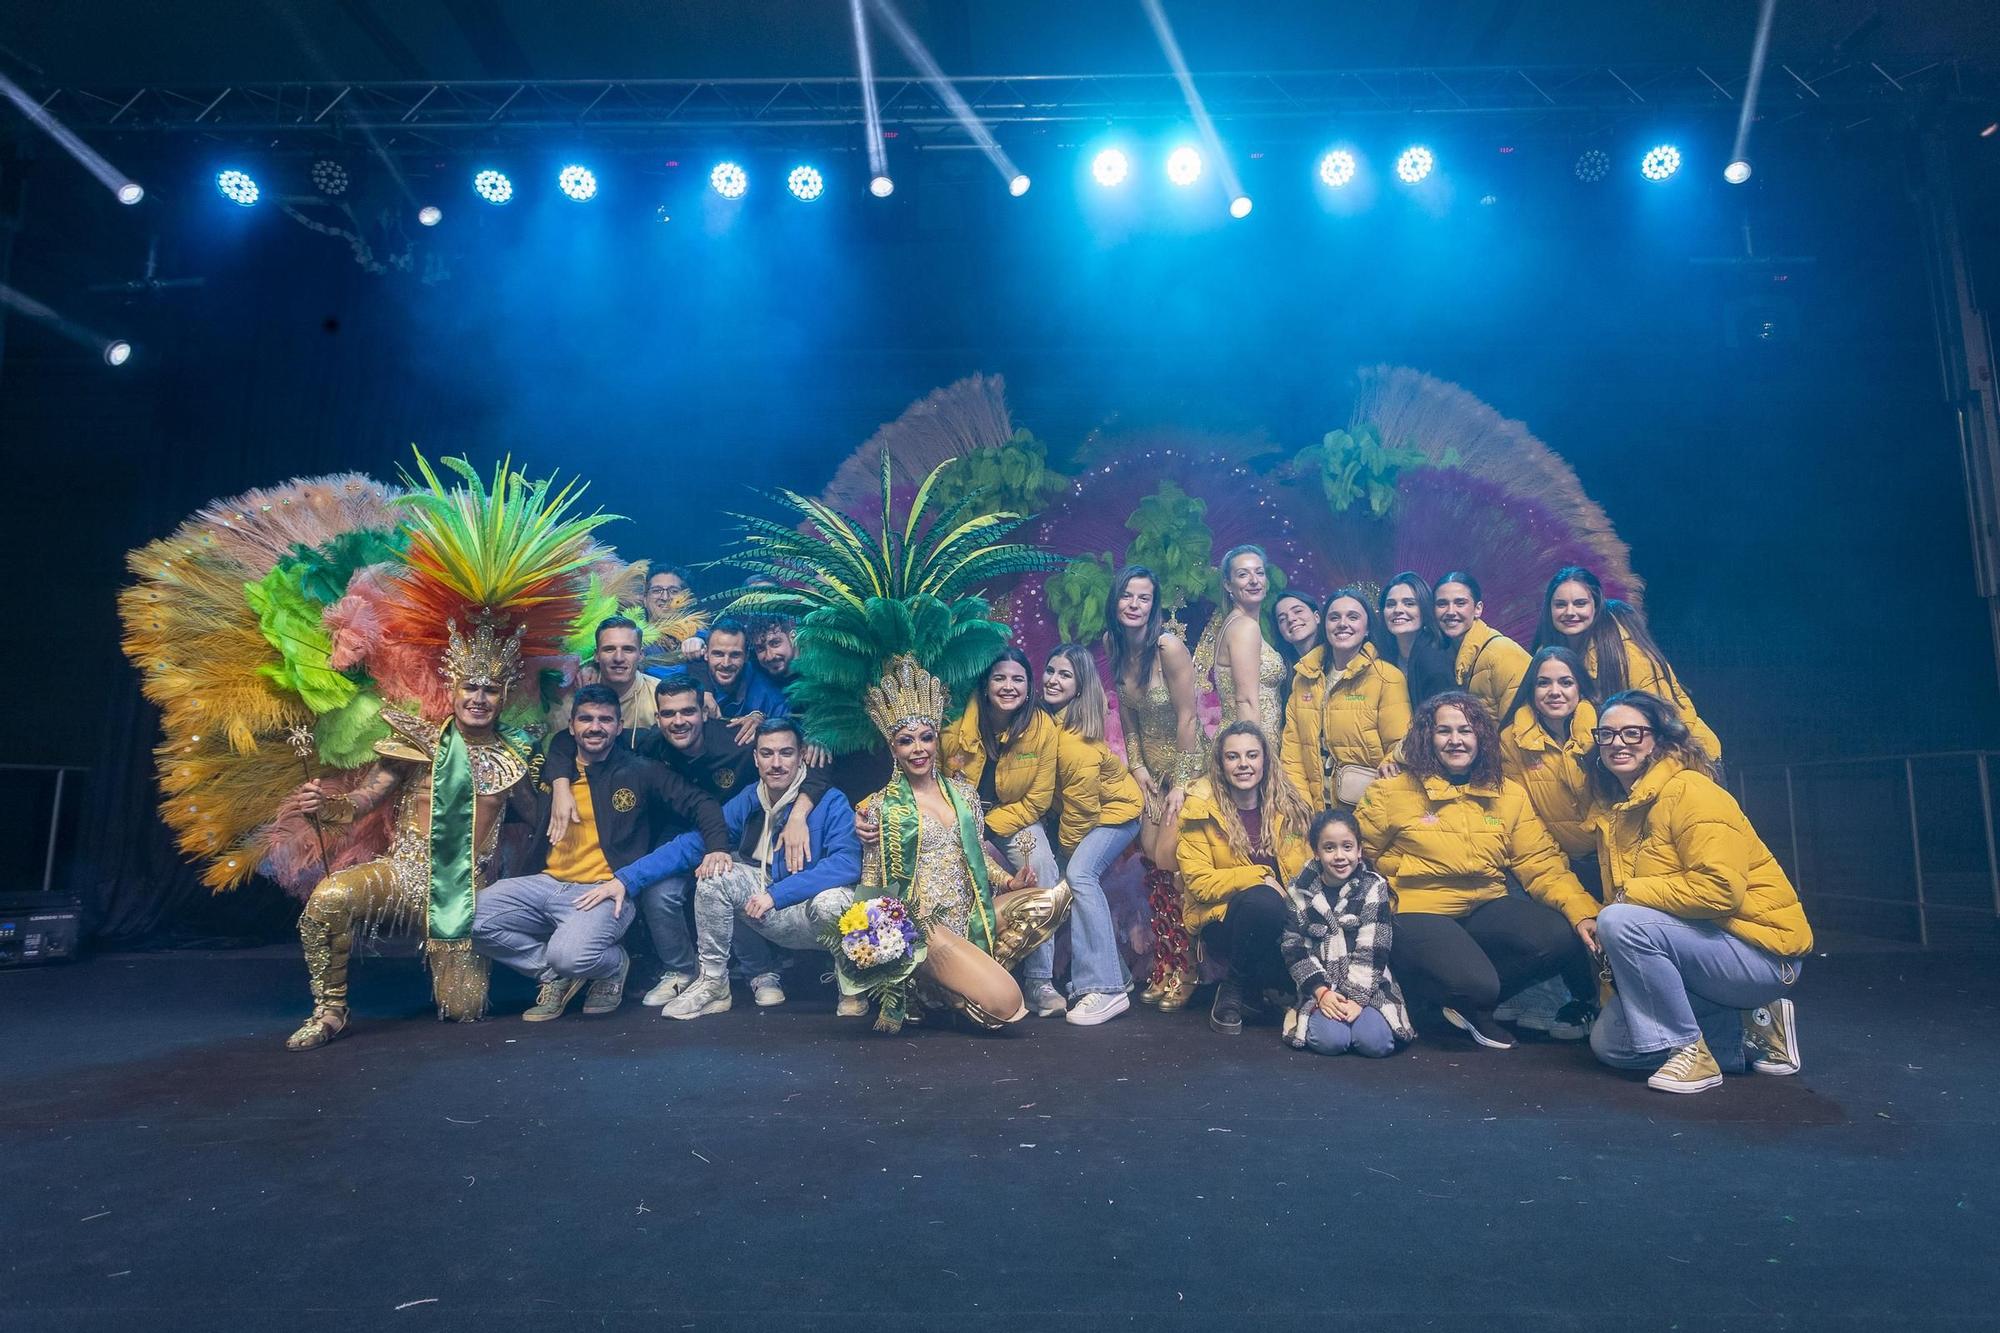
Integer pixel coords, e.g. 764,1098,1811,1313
722,784,862,910
716,663,790,722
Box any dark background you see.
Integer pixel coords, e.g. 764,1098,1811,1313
2,1,1998,941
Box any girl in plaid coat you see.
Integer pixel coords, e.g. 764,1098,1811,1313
1280,809,1416,1057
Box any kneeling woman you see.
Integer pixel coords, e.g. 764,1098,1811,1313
1278,809,1415,1057
1177,722,1314,1035
1356,691,1601,1049
854,657,1072,1031
1587,690,1810,1094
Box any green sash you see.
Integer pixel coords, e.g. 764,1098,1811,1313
426,723,478,941
880,773,997,955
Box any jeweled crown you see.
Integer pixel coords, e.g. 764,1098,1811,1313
441,613,525,689
864,654,948,740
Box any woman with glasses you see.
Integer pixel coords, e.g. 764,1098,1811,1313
1535,565,1722,762
1356,691,1601,1050
1586,691,1811,1094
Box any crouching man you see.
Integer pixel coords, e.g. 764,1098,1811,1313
474,684,731,1021
665,718,865,1020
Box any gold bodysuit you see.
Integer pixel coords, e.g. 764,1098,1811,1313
291,711,528,1043
1213,612,1286,741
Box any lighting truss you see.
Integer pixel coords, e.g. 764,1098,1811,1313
14,62,1983,151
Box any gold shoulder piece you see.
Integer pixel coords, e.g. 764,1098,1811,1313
378,708,440,759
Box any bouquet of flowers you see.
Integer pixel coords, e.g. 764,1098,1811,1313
824,896,928,1033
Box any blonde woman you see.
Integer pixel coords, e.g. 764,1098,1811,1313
1177,721,1314,1035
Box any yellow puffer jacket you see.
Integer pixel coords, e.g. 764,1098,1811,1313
1175,778,1311,932
1280,642,1411,808
1594,757,1812,956
1497,700,1598,859
1585,631,1723,761
1049,720,1145,854
942,706,1059,839
1355,770,1598,924
1451,620,1532,725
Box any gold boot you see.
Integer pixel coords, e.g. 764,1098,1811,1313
1155,968,1197,1012
991,883,1073,970
286,1006,349,1051
1137,975,1168,1006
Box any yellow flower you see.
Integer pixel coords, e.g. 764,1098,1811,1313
837,902,872,935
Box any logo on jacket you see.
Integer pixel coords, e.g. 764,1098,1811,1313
612,787,638,812
715,769,737,789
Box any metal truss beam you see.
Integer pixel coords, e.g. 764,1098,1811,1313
17,62,1988,147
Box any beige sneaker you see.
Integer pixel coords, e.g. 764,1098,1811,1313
836,994,869,1018
1744,998,1800,1075
523,976,585,1022
642,972,696,1007
1648,1037,1724,1094
661,973,733,1020
581,954,630,1015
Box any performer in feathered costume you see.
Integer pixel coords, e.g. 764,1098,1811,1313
716,455,1071,1031
121,453,633,1049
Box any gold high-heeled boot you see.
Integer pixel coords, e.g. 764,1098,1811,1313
1155,968,1198,1011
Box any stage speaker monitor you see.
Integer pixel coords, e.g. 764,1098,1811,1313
0,892,82,967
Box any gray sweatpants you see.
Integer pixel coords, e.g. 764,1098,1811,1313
473,872,634,983
692,863,854,980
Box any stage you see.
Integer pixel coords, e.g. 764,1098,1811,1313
3,947,1995,1330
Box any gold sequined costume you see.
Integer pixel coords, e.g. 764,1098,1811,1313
288,709,529,1048
856,774,1070,1027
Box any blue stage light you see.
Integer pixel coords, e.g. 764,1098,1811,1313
558,164,597,201
1229,194,1252,218
1092,149,1130,187
1318,150,1357,188
1574,149,1610,183
1640,144,1681,182
787,165,824,201
1395,146,1434,184
215,169,260,206
418,205,442,227
1165,145,1203,187
711,161,748,199
870,174,895,198
1724,159,1752,185
473,169,513,204
1009,174,1031,197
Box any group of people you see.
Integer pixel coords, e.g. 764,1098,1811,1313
282,549,1811,1098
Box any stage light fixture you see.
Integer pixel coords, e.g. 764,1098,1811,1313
418,205,442,226
103,340,132,367
1724,159,1752,184
1640,144,1681,181
655,205,673,223
711,161,749,199
1574,149,1610,183
1229,194,1252,218
310,159,348,197
1984,122,2000,139
787,165,825,201
473,169,513,204
1395,146,1434,184
1092,148,1130,187
215,169,260,206
1009,173,1031,197
1166,145,1203,186
558,165,598,201
1318,150,1357,188
870,174,895,198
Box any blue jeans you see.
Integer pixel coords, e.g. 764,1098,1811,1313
1589,902,1802,1074
1304,1006,1397,1058
473,873,635,982
1021,822,1138,997
639,856,780,981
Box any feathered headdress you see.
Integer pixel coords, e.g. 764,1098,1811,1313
712,454,1057,754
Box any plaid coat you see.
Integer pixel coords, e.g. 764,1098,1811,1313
1279,860,1416,1045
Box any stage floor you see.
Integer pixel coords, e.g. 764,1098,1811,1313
2,947,1996,1330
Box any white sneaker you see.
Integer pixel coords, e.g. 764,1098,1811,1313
751,973,786,1007
1064,992,1130,1027
836,994,869,1018
642,972,696,1007
661,974,732,1020
1024,980,1067,1018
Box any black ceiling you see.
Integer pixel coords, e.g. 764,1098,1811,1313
3,0,1997,87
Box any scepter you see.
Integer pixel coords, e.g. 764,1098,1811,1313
285,722,333,876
